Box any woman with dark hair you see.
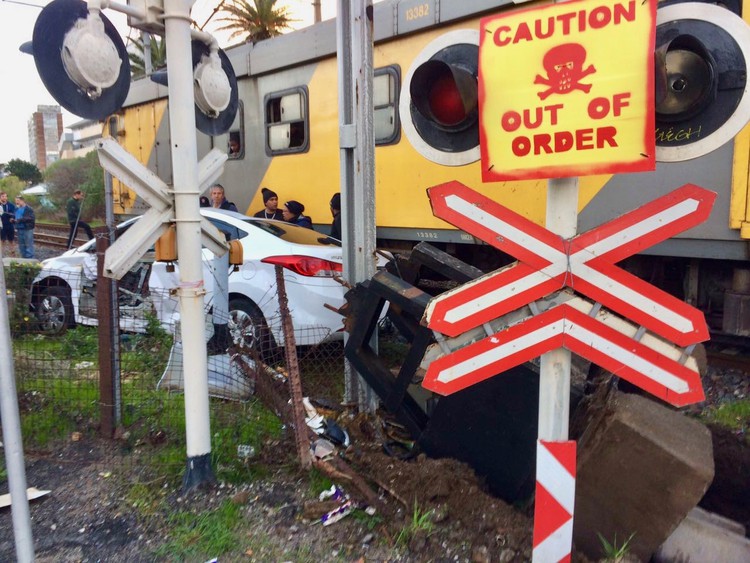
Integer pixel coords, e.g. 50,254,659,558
282,200,312,229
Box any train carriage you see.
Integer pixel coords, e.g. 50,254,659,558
110,0,750,337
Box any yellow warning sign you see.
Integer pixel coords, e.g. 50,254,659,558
479,0,657,182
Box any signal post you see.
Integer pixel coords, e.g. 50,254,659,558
162,0,214,488
29,0,237,490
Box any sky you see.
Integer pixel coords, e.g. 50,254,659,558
0,0,337,165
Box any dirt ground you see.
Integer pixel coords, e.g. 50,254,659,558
0,426,533,562
1,367,749,562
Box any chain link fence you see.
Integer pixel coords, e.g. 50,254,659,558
3,255,348,483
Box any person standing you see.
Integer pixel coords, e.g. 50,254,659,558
209,184,239,212
254,188,284,220
66,189,94,248
0,192,16,254
13,196,35,259
282,200,313,229
329,192,342,240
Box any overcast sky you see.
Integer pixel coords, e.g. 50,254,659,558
0,0,336,165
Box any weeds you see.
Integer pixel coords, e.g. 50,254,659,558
350,507,384,531
701,399,750,437
396,501,435,547
598,531,636,562
60,326,99,358
4,262,40,333
154,499,243,561
307,467,333,497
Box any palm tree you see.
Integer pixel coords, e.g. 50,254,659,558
128,34,167,78
215,0,294,44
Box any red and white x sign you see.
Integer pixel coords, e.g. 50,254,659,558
424,181,715,346
422,302,705,407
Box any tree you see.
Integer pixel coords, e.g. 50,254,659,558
4,159,42,185
215,0,294,44
0,175,27,199
44,152,105,221
129,34,167,78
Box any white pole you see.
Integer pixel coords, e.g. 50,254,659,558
163,0,214,488
0,254,35,562
539,0,577,443
538,176,577,440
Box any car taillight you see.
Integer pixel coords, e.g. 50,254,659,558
262,255,343,277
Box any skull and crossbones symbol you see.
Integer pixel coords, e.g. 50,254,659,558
534,43,596,101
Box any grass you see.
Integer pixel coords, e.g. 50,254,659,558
307,467,334,497
396,501,435,547
154,499,243,561
597,531,636,561
701,399,750,436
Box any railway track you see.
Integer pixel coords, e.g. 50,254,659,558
34,223,99,250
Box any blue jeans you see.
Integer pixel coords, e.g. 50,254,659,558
17,228,34,258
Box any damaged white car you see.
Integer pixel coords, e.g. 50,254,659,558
30,209,349,353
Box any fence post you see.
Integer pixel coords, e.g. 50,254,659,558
96,236,118,437
275,265,312,469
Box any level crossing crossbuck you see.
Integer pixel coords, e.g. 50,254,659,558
424,181,715,347
421,181,711,408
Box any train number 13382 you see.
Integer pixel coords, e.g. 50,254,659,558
405,3,430,21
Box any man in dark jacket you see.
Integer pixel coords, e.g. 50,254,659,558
329,192,341,240
13,196,35,258
254,188,284,220
209,184,238,212
0,192,16,252
66,190,94,248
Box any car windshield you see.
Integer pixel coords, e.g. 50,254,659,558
244,219,341,247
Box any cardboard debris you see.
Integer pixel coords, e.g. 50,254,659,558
0,487,51,509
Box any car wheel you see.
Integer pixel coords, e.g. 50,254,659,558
37,286,74,335
228,297,277,360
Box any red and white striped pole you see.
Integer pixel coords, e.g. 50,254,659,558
532,440,576,562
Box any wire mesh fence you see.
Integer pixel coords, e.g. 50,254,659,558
4,257,348,483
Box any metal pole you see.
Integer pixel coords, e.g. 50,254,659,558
337,0,377,411
163,0,215,489
0,247,35,562
313,0,321,23
207,247,230,354
538,176,577,440
105,118,121,427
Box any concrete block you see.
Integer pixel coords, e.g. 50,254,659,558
654,507,750,563
572,392,714,561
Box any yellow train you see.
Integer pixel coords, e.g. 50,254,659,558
111,0,750,336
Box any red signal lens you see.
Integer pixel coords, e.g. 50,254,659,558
262,255,343,277
429,74,467,126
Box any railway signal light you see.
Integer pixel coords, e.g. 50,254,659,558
655,2,750,162
410,60,477,130
148,40,239,136
32,0,130,120
401,30,481,166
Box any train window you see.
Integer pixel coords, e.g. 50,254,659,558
264,87,310,155
213,101,244,160
374,66,401,146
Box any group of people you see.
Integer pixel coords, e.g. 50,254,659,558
200,184,343,239
0,189,95,260
254,187,342,238
0,192,36,259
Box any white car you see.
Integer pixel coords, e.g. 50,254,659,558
31,209,348,352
